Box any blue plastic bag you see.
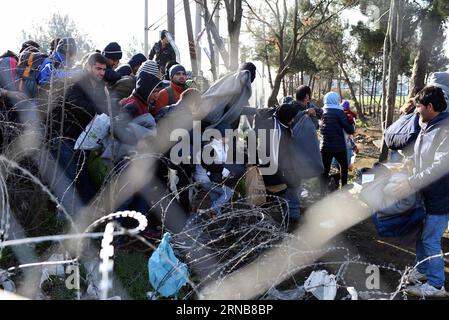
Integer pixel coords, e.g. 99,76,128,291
148,232,189,298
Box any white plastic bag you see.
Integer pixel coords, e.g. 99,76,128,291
304,270,337,300
75,113,110,150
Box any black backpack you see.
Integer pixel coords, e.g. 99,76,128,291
15,50,48,98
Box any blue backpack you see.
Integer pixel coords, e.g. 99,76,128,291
373,206,425,238
384,112,420,151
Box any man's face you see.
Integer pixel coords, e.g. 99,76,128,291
416,102,435,123
161,37,169,46
88,62,107,82
172,71,187,86
304,94,311,104
107,58,120,70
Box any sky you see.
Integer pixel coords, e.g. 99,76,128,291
1,0,448,73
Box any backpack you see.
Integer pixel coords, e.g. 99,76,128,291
372,206,425,237
0,56,17,91
166,86,177,106
15,50,48,98
384,112,420,151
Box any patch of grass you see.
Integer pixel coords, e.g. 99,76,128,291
113,252,152,300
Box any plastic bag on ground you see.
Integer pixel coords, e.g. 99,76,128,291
264,286,306,300
148,232,189,298
304,270,337,300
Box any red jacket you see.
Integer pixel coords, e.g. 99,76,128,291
153,82,185,116
120,94,148,117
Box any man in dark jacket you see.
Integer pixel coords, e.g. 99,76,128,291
149,30,177,75
390,86,449,298
116,53,147,77
102,42,123,85
293,85,322,129
319,91,355,196
50,52,108,210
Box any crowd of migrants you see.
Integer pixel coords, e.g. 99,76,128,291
1,30,449,299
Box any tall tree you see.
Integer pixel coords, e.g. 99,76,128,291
245,0,357,107
224,0,243,71
380,0,404,162
409,0,449,95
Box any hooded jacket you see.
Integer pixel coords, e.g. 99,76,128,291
320,92,355,153
409,112,449,215
428,72,449,107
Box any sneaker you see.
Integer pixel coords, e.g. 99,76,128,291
406,282,447,298
407,269,427,285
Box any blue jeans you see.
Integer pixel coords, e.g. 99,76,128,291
284,187,301,221
415,213,449,288
200,182,233,215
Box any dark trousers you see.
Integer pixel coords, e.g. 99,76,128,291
321,151,348,195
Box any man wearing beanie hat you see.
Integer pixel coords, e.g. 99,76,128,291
102,42,123,70
153,64,187,116
116,53,147,77
149,30,176,75
118,61,163,120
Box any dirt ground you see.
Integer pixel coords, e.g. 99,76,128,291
312,122,449,299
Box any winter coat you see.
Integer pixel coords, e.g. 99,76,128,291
408,112,449,215
153,82,186,116
116,64,133,77
320,94,355,153
0,56,17,91
38,52,80,86
149,41,176,74
52,72,108,140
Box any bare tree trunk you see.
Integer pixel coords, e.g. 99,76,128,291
224,0,243,71
339,63,367,122
409,13,443,97
337,68,343,98
380,0,403,162
204,15,218,81
381,0,394,130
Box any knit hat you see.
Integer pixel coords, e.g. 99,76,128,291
341,100,351,110
169,64,186,80
134,64,163,102
323,92,341,109
137,60,160,79
277,103,299,127
128,53,147,68
20,40,40,54
240,62,257,83
56,37,77,57
102,42,123,60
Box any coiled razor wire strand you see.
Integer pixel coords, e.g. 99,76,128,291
0,155,77,233
0,164,11,257
390,251,449,300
